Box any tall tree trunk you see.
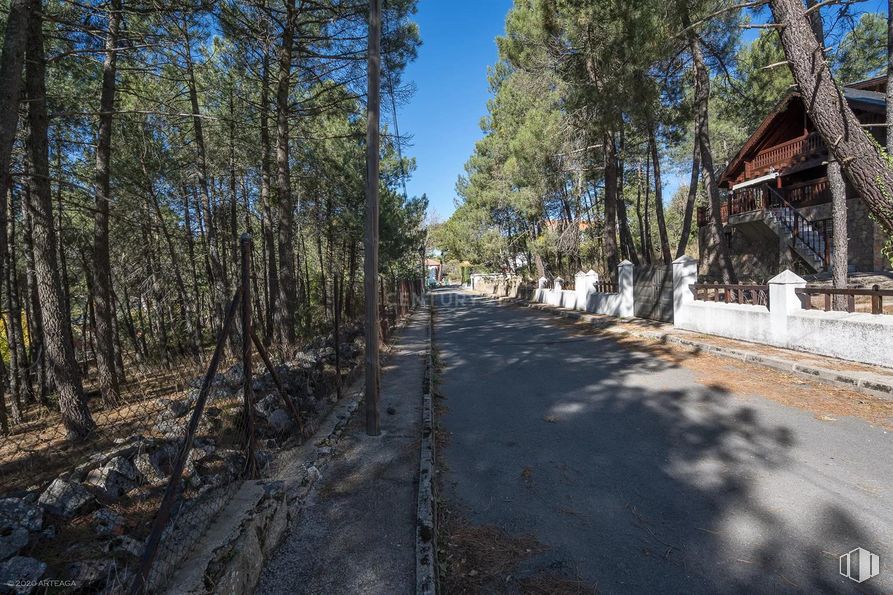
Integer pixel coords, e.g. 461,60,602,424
275,0,299,348
227,83,239,286
648,125,672,265
770,0,893,234
92,0,122,407
345,239,358,318
685,15,736,282
615,127,639,265
0,0,29,198
0,0,30,431
143,157,195,350
603,134,619,280
829,160,849,309
259,51,278,340
7,204,32,404
55,134,70,327
4,190,23,424
643,158,653,265
676,137,701,258
22,170,48,405
0,354,7,433
805,0,848,306
182,185,202,342
190,184,214,333
26,0,94,439
887,0,893,155
636,162,648,264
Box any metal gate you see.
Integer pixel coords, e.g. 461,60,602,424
633,265,674,322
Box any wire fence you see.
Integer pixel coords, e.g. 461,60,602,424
0,235,423,593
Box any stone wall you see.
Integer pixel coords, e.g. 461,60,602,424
700,196,892,280
800,197,888,271
469,274,528,299
698,225,780,282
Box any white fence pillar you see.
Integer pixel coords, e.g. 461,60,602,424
768,269,806,344
538,276,548,289
574,271,588,311
672,255,697,327
554,276,564,291
618,260,634,318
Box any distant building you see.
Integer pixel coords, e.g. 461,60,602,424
698,76,891,280
425,259,441,283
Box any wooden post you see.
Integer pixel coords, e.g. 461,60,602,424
241,234,257,478
364,0,381,436
334,271,342,398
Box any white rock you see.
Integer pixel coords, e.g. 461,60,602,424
38,479,93,518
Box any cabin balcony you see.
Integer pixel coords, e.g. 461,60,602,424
697,177,831,226
697,178,834,273
743,131,824,179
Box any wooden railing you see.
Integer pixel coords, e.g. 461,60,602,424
593,281,617,293
729,185,769,217
797,285,893,314
745,132,823,178
784,177,830,205
691,282,770,307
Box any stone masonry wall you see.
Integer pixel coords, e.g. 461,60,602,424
701,197,891,280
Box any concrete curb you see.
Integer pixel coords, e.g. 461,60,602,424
416,298,437,594
469,291,893,401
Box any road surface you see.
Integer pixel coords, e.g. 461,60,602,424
432,289,892,593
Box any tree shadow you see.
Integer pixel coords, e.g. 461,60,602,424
432,290,890,594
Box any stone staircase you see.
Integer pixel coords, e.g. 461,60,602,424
765,206,827,273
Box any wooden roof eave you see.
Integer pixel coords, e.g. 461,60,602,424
718,91,802,188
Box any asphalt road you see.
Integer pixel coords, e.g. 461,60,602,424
432,289,892,594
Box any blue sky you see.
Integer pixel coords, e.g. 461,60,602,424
398,0,514,221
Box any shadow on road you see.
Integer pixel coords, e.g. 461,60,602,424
431,289,889,594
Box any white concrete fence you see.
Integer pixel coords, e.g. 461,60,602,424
527,255,892,368
672,255,893,368
532,261,634,318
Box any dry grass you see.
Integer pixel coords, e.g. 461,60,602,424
519,571,598,594
682,352,893,430
0,355,210,492
543,309,893,430
436,507,546,594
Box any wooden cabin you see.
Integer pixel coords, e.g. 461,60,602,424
697,78,891,280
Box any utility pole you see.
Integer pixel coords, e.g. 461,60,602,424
364,0,381,436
